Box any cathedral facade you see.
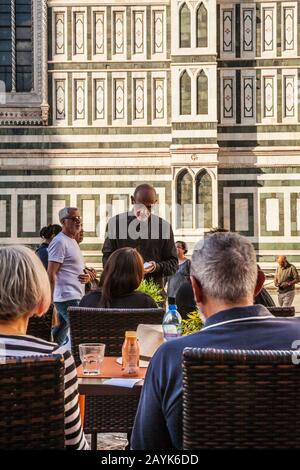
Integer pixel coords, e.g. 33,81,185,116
0,0,300,269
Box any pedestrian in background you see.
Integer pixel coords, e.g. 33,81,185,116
274,255,299,307
36,224,62,270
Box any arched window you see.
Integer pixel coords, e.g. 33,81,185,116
0,0,48,125
176,170,193,228
197,70,208,114
196,3,208,48
196,170,212,228
0,0,33,92
179,3,191,48
180,71,191,115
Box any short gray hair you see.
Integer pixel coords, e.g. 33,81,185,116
59,207,78,222
191,232,257,303
0,246,51,321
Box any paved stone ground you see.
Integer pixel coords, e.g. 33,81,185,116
90,286,300,450
86,433,127,450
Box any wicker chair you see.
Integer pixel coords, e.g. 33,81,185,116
267,306,295,317
0,355,65,449
26,305,53,341
68,306,165,448
182,348,300,449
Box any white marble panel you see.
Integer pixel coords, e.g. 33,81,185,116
83,199,96,232
266,198,279,231
153,10,164,54
94,11,105,54
55,12,65,55
235,198,249,232
23,200,36,233
133,11,144,54
74,11,85,55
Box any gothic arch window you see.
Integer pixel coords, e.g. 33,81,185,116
196,170,212,228
180,70,191,115
197,70,208,114
176,169,193,229
196,3,208,48
179,3,191,48
0,0,48,125
0,0,33,92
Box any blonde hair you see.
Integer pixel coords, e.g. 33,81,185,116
0,246,51,321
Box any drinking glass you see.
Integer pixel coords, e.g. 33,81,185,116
79,343,106,375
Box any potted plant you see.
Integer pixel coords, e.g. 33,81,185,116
182,310,203,336
136,279,164,306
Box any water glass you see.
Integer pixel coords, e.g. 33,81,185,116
79,343,106,375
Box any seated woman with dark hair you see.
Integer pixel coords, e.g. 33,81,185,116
80,247,157,309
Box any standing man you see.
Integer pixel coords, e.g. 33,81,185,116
102,184,178,288
274,255,299,307
48,207,90,345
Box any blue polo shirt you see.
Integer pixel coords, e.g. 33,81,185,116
131,304,300,450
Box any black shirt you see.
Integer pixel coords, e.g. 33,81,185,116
80,290,158,309
102,212,178,287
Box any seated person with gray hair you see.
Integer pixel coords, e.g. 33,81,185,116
131,231,300,450
0,245,89,449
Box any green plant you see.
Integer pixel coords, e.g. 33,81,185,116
136,279,164,305
182,310,203,336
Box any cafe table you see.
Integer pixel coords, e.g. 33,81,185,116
77,356,146,443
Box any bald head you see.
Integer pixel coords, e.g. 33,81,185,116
277,255,287,267
131,184,157,220
133,184,157,203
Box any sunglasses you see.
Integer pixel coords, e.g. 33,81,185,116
63,216,82,223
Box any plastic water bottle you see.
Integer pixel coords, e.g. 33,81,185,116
162,304,182,341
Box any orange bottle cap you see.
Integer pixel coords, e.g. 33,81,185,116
125,331,137,338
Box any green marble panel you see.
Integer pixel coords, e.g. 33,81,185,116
0,195,11,238
277,3,282,57
68,72,73,126
256,69,261,123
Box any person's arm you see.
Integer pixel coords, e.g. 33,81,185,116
274,268,279,287
47,261,61,300
131,353,174,450
155,224,178,277
288,266,300,287
102,220,118,267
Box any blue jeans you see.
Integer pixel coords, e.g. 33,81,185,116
52,299,80,346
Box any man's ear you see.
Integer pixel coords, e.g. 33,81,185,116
191,275,204,305
254,268,266,297
131,196,135,205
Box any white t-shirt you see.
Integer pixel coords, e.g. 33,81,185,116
48,232,85,302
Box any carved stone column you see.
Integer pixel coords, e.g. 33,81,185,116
41,0,49,126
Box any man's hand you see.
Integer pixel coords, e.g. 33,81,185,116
144,261,156,274
280,281,289,288
78,273,91,284
84,268,97,282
